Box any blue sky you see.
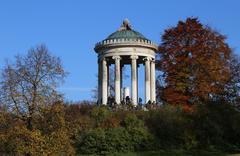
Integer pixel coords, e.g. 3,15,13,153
0,0,239,101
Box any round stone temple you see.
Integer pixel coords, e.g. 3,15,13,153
94,19,158,106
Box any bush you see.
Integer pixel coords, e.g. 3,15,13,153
75,111,154,155
146,105,190,148
106,127,134,152
2,101,240,155
1,126,46,155
91,106,112,127
76,128,107,155
122,114,155,150
191,101,240,151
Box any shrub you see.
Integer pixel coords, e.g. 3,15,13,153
76,128,107,155
75,112,154,155
91,106,112,127
146,105,190,148
191,101,240,151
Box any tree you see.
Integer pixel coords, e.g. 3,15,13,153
38,102,75,155
223,54,240,109
0,102,75,155
157,18,232,106
0,44,67,130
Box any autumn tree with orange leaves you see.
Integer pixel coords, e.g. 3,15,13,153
157,18,232,106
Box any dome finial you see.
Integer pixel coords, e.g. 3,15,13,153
123,18,129,26
118,18,132,31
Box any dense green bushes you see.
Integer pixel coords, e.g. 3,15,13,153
70,101,240,154
190,101,240,151
143,101,240,152
76,127,152,155
145,105,191,149
75,108,154,155
1,101,240,155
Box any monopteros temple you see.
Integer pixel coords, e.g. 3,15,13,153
94,19,157,106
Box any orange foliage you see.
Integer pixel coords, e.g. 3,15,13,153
158,18,232,105
101,116,121,128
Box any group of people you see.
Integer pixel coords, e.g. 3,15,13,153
97,96,158,110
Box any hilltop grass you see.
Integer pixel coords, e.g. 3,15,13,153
112,150,226,156
80,150,229,156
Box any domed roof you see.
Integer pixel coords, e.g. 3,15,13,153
94,19,157,52
106,29,147,40
104,19,150,41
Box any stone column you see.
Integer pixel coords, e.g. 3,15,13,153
107,63,111,98
120,64,124,101
98,59,102,105
137,64,139,103
150,58,156,102
144,57,151,103
113,56,121,104
131,55,138,106
102,58,108,105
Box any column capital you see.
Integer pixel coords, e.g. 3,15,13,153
151,58,155,63
112,55,121,60
143,56,152,62
102,58,107,65
100,57,108,62
98,57,105,63
130,55,138,60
